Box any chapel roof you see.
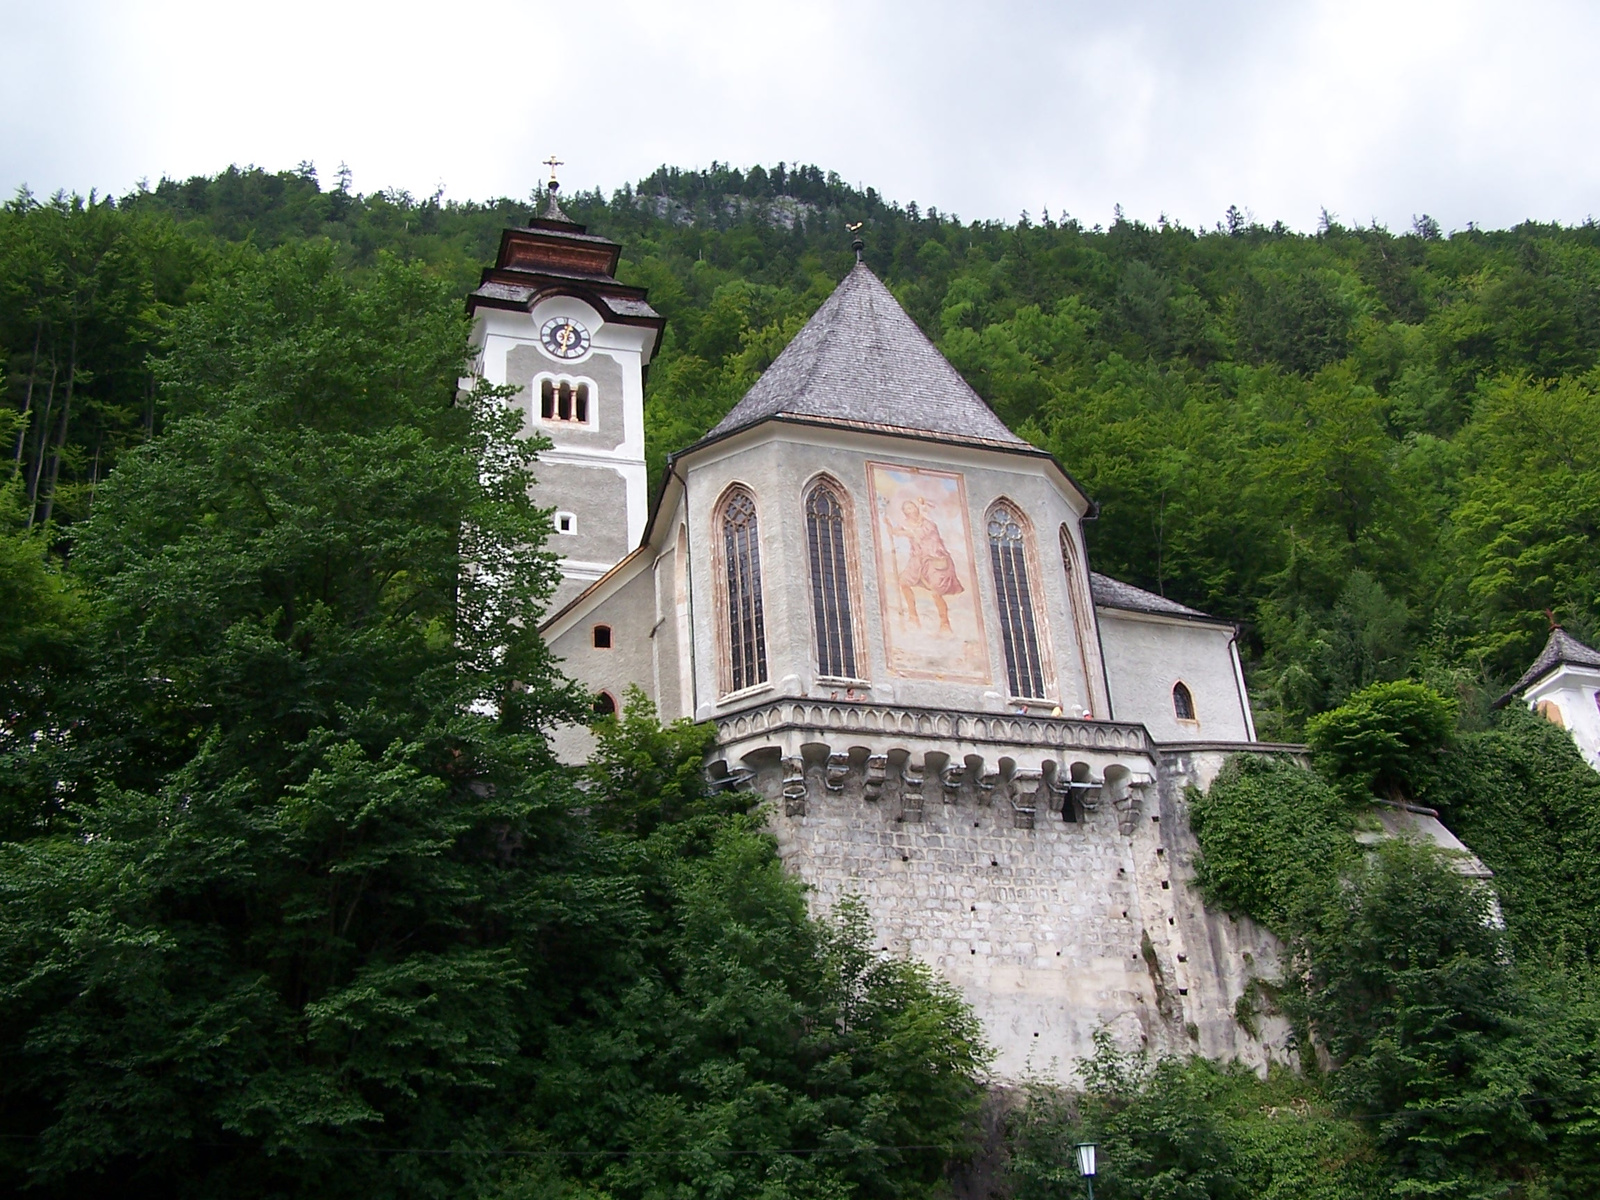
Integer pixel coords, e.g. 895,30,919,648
695,262,1027,452
1494,626,1600,707
1089,572,1228,624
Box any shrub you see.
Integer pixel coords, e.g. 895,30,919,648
1305,681,1456,802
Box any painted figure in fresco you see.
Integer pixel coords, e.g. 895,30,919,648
886,498,963,632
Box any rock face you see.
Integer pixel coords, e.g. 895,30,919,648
719,722,1298,1083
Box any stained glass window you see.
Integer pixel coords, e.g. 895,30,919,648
805,480,857,678
1173,681,1196,721
720,488,767,693
987,504,1047,699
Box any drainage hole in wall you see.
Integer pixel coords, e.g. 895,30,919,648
973,822,980,828
1056,951,1061,956
1161,881,1170,890
1178,987,1189,995
970,949,976,954
990,860,998,867
1157,847,1165,856
1151,815,1160,822
901,855,909,862
1033,1032,1039,1037
1168,917,1175,925
1122,910,1129,918
1177,954,1187,962
970,906,976,912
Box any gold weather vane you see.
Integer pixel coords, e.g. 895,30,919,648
846,221,864,263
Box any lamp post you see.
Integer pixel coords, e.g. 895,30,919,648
1075,1142,1098,1200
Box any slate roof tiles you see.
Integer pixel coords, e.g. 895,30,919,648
701,262,1025,450
1497,626,1600,706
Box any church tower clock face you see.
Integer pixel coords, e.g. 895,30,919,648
540,315,591,359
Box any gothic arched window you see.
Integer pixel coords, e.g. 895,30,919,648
987,503,1047,699
719,487,768,694
805,479,858,679
1173,681,1196,721
1059,523,1106,717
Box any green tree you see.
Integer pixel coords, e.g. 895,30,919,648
1305,681,1456,803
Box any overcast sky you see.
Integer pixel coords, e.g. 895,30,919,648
4,0,1598,233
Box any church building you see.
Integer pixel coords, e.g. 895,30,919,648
468,184,1298,1079
1497,623,1600,772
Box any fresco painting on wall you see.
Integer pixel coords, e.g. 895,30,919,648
866,461,991,684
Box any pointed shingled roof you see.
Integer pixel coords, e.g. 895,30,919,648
699,263,1026,450
1495,626,1600,707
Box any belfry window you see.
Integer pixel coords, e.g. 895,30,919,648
539,378,590,423
1173,681,1196,721
719,487,768,694
805,479,858,679
987,503,1047,699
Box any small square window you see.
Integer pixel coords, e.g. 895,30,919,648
554,512,577,535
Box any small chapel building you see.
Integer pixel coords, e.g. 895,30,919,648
1497,624,1600,772
468,189,1296,1078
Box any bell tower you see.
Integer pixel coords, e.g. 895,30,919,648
468,162,664,609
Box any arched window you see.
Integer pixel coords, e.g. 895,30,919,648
1059,524,1107,717
593,691,617,718
805,479,858,679
987,503,1047,699
719,487,767,694
539,377,591,423
1173,681,1196,721
592,624,612,649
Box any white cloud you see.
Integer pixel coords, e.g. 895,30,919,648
2,0,1596,231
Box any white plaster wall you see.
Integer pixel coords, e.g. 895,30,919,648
681,425,1102,728
1098,611,1251,743
1524,666,1600,771
545,560,657,763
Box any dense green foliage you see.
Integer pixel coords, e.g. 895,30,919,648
9,163,1600,736
1305,680,1457,802
1009,1035,1381,1200
1190,755,1356,931
0,245,989,1198
1182,692,1600,1199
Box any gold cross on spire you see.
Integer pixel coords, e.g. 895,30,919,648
543,155,563,189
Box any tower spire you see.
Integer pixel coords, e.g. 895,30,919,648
539,155,570,222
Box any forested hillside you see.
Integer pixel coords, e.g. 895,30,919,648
3,165,1600,1198
7,162,1599,734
